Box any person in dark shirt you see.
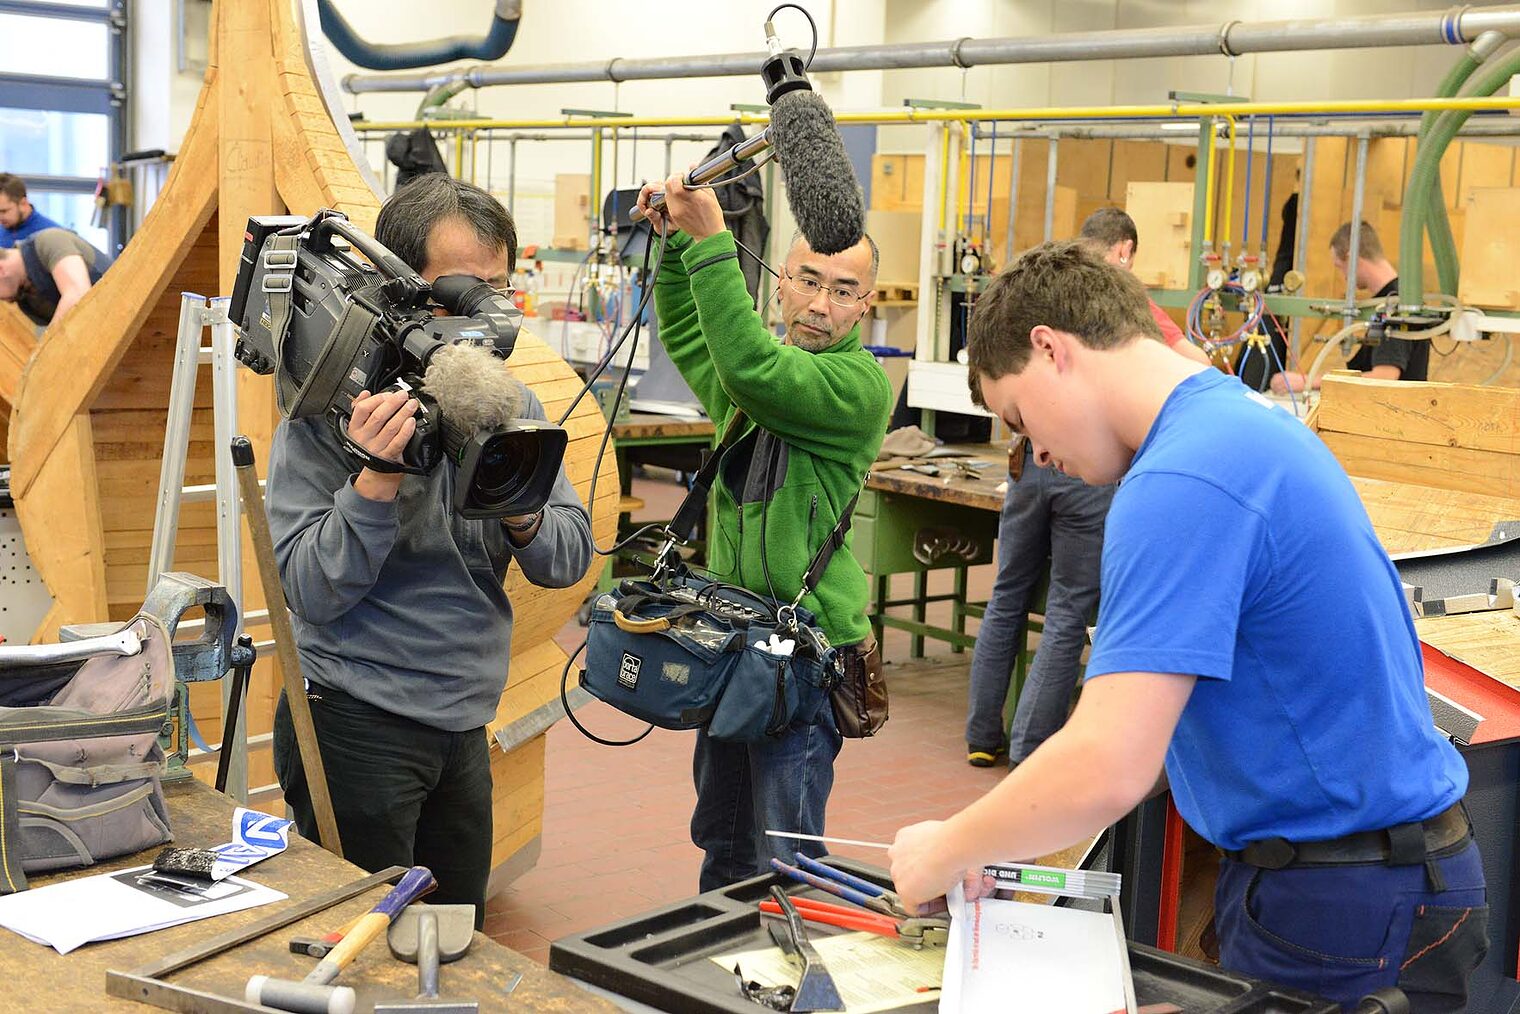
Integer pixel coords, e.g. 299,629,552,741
0,174,63,248
0,227,111,325
1272,220,1428,393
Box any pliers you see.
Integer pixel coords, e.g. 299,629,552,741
770,853,907,918
758,894,949,949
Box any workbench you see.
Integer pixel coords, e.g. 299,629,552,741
858,445,1005,658
0,778,613,1013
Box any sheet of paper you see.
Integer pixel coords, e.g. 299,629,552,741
0,864,286,954
713,930,943,1014
939,884,1126,1014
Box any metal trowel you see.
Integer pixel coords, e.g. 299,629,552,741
768,887,845,1013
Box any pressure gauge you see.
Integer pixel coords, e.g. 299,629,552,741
1206,268,1225,290
960,250,982,275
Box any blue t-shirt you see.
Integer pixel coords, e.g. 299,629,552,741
1086,370,1467,851
0,209,63,248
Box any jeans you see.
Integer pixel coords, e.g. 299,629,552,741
691,677,843,891
1216,840,1488,1010
965,448,1114,761
273,683,494,929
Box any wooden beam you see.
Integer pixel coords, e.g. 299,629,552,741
1317,374,1520,457
16,414,108,639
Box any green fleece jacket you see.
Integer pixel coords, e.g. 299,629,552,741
654,230,891,647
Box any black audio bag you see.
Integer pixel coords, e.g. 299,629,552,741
572,411,858,745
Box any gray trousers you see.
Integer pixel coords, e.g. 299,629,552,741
965,446,1114,762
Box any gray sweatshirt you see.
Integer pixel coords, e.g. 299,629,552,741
265,388,593,732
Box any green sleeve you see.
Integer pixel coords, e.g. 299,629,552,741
682,233,892,462
651,230,733,423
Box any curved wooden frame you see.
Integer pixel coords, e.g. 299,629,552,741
7,0,617,888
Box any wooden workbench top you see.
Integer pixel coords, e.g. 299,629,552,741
0,779,613,1013
610,413,714,441
867,444,1007,512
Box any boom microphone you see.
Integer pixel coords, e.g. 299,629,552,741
633,14,865,256
768,88,864,256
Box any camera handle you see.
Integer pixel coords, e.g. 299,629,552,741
329,414,430,477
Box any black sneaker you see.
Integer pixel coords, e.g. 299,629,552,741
967,744,1005,768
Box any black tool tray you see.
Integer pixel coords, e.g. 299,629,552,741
550,856,1340,1013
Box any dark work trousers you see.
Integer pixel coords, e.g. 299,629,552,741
1215,839,1488,1010
965,446,1115,762
690,664,844,892
273,683,493,929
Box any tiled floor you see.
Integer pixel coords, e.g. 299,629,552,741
484,468,1008,965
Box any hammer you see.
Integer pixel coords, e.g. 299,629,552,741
375,906,479,1013
247,866,437,1014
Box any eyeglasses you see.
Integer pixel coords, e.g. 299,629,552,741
784,271,865,309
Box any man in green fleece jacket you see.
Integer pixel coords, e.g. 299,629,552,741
636,173,892,890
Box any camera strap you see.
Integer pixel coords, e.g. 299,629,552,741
665,409,860,602
262,235,381,420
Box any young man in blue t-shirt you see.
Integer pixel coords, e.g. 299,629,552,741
888,241,1486,1007
0,174,63,248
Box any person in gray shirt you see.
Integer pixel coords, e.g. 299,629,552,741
0,226,111,325
267,175,593,926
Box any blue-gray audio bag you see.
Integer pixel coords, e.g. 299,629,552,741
579,572,840,744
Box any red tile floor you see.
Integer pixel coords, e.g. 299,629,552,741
483,468,1009,965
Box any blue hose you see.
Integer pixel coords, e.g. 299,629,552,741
1242,117,1254,254
318,0,521,71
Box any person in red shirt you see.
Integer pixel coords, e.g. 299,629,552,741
1079,208,1212,367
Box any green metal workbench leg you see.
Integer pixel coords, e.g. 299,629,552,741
912,571,927,659
951,566,968,654
872,573,887,649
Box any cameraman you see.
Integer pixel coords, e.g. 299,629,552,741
267,175,593,926
636,175,891,890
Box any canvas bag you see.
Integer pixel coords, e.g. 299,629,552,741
0,607,176,893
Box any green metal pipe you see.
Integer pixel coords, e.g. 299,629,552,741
1401,42,1520,309
1418,53,1480,295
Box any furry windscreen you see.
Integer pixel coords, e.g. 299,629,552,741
421,342,527,430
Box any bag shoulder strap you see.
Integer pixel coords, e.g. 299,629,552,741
664,408,861,600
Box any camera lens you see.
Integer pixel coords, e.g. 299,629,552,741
469,433,539,508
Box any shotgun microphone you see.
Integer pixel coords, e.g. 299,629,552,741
633,18,865,256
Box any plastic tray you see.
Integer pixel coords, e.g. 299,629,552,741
549,857,1340,1013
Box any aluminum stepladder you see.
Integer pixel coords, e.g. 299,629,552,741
146,292,260,803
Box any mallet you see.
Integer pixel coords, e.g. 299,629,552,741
247,865,437,1014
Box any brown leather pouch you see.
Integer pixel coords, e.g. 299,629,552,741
830,640,888,738
1008,435,1027,482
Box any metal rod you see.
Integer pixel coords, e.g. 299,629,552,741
1293,136,1315,358
343,6,1520,94
1004,138,1022,261
507,136,516,210
1345,133,1370,321
984,122,997,246
1043,138,1059,242
347,96,1520,133
208,298,246,803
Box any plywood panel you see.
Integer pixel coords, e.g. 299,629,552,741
870,153,924,213
1126,182,1194,290
1457,188,1520,309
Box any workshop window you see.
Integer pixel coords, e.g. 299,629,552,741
0,1,125,253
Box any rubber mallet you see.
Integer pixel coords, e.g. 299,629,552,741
247,865,437,1014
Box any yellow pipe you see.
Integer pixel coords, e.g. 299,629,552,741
1221,114,1236,258
353,95,1520,134
939,124,952,233
1201,119,1217,248
453,130,464,178
958,124,971,235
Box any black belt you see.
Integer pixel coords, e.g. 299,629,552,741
1224,803,1470,871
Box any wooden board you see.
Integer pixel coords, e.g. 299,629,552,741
870,153,925,213
1458,188,1520,309
865,209,922,287
1126,181,1194,289
553,173,592,249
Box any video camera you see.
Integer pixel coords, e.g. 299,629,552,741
228,209,567,519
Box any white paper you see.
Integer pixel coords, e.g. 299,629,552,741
0,864,286,954
939,884,1127,1014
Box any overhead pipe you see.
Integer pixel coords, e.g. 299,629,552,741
320,0,521,72
343,5,1520,94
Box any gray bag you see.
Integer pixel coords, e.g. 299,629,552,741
0,600,178,892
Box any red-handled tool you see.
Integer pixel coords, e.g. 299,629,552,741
759,895,900,938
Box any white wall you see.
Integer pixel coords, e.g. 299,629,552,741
135,0,1520,241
